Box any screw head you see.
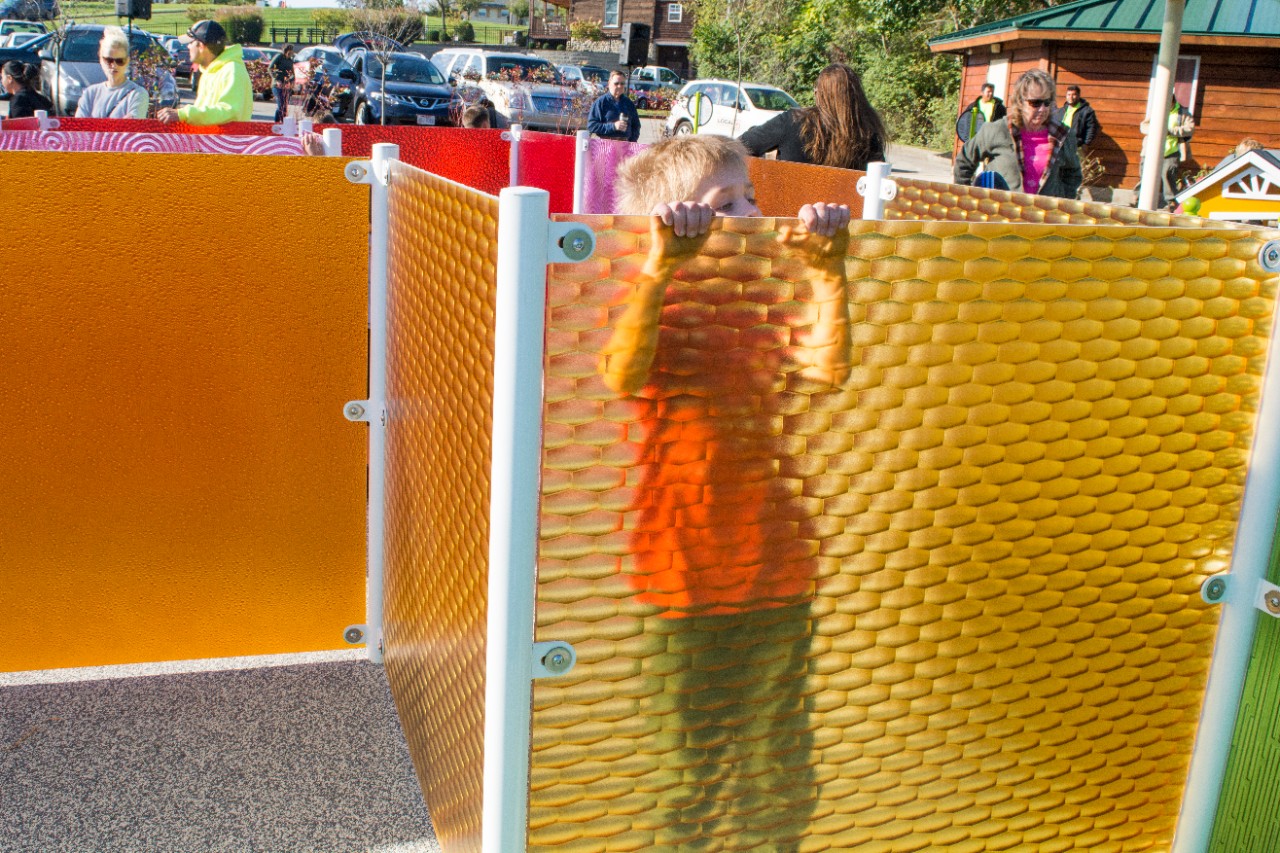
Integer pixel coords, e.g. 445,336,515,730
542,645,573,675
1205,577,1227,602
345,402,365,420
1266,591,1280,614
344,626,366,644
1260,241,1280,273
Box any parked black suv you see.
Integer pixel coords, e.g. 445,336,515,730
339,47,458,126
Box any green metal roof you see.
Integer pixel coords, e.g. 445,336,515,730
930,0,1280,48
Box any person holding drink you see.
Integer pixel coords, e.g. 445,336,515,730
587,69,640,142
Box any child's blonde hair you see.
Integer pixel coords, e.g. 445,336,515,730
615,135,751,215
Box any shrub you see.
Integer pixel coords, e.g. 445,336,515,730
555,43,564,50
214,9,264,45
455,21,474,42
310,9,351,31
569,19,604,41
185,6,207,24
426,29,440,41
348,8,425,45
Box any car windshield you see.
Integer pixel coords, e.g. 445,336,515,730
367,55,445,84
746,87,798,111
62,30,152,63
487,57,560,84
582,66,609,83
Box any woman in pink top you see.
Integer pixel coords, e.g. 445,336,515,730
954,69,1082,198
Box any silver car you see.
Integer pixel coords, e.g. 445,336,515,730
37,24,177,115
432,49,585,133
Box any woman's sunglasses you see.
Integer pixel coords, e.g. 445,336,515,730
1025,98,1052,108
100,56,128,66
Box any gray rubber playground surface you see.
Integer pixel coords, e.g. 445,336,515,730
0,651,440,853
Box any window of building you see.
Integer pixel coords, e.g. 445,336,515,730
668,3,683,23
604,0,620,27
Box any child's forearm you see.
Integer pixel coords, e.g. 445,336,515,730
600,263,673,393
799,261,853,388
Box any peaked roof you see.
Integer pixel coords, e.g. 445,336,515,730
1175,148,1280,203
930,0,1280,51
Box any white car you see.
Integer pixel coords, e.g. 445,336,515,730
665,79,799,139
557,63,610,96
432,48,584,132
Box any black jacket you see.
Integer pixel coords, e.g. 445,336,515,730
739,109,885,170
962,95,1007,122
8,87,52,119
269,53,295,87
1052,97,1100,147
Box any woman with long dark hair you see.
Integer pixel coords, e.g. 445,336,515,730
2,60,52,118
740,63,887,170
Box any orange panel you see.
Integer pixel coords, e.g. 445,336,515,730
748,157,866,219
0,151,368,672
532,214,1280,851
381,162,500,853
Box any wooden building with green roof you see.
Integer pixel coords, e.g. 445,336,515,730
930,0,1280,194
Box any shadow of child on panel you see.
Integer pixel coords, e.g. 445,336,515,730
600,135,853,851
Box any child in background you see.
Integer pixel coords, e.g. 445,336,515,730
600,134,853,850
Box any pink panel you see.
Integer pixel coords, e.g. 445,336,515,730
0,130,303,155
518,131,575,213
584,136,649,213
54,118,276,136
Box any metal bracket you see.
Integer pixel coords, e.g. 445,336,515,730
856,175,898,201
549,222,595,263
343,399,385,425
1257,580,1280,618
531,641,576,679
343,624,368,645
1202,574,1230,604
1260,240,1280,273
345,159,388,185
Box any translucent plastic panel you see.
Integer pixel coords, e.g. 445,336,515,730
519,130,576,214
747,157,866,220
382,162,499,853
533,214,1280,852
887,174,1245,229
0,130,303,154
0,151,368,672
339,126,511,196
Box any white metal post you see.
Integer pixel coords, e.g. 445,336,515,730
859,161,894,221
507,122,523,187
277,116,298,137
363,142,398,665
299,118,314,135
1137,0,1186,211
482,186,550,853
572,130,590,214
1172,248,1280,852
322,127,342,157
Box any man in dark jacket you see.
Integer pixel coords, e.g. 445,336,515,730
1052,85,1100,148
269,43,295,123
958,83,1006,142
587,70,640,142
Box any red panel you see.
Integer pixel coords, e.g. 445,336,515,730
337,126,511,197
518,130,575,213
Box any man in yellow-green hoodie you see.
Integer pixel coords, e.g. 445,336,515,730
157,20,252,126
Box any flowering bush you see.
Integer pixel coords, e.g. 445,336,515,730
631,86,679,113
569,19,605,41
130,44,179,118
245,59,272,98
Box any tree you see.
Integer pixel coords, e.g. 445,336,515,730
455,0,483,19
508,0,529,25
347,0,428,124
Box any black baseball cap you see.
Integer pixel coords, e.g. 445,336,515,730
180,20,227,46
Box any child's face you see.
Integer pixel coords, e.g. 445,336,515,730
689,162,761,218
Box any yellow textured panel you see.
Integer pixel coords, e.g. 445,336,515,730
382,161,498,853
887,176,1248,230
533,215,1280,852
0,151,368,672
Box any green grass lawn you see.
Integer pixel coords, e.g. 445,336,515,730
64,2,522,42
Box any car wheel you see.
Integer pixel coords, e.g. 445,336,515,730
636,96,649,110
355,102,373,125
674,120,692,136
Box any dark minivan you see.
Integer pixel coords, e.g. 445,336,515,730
340,47,458,126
